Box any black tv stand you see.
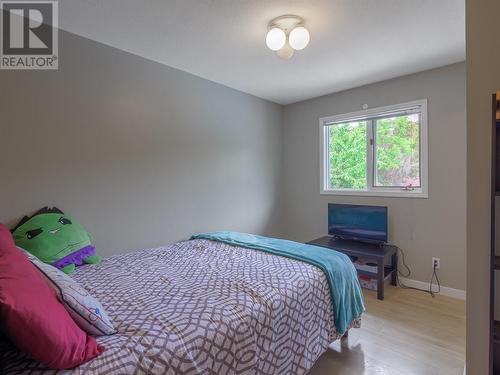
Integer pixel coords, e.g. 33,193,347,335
307,236,398,300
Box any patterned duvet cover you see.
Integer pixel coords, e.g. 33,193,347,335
1,239,361,375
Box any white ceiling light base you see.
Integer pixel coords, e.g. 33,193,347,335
269,15,303,34
266,15,310,59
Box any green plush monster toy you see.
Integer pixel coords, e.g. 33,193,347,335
12,207,101,274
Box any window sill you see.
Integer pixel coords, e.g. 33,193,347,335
320,189,428,198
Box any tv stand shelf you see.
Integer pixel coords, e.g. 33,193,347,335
356,265,396,279
307,236,398,300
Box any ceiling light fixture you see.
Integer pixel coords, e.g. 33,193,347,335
265,15,310,59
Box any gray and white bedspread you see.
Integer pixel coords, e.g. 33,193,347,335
1,239,360,375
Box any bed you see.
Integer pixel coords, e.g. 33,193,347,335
1,236,363,375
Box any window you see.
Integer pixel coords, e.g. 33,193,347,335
320,100,428,197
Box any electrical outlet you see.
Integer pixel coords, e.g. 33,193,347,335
432,257,440,270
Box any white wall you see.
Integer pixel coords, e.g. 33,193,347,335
281,63,466,291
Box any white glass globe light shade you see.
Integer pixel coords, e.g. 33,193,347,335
289,26,310,50
265,27,286,51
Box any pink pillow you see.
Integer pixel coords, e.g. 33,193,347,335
0,223,103,369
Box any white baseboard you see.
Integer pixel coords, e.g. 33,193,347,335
399,277,466,300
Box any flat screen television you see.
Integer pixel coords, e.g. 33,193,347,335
328,203,388,243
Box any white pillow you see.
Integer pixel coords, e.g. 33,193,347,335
21,249,116,336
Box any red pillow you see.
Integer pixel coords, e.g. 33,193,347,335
0,223,103,369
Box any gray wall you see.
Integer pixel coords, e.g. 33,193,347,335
466,0,500,372
281,63,466,291
0,30,283,256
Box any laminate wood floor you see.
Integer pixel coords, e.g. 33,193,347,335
309,286,466,375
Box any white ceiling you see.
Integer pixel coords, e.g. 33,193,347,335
60,0,465,105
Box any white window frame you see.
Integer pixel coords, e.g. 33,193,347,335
319,99,428,198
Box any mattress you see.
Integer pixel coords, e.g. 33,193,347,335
1,238,361,374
